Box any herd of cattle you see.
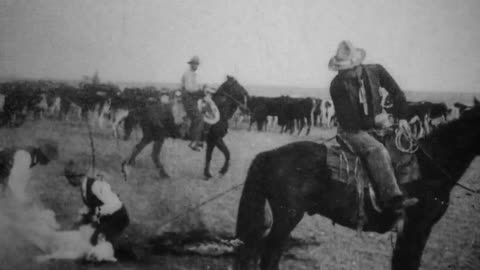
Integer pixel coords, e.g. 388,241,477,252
0,80,476,140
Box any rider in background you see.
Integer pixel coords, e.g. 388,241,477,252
328,40,418,216
181,55,205,151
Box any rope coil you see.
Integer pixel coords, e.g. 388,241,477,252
395,128,419,153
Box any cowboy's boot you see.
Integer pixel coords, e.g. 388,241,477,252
389,195,419,235
391,195,419,212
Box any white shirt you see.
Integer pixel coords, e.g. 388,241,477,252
181,69,200,92
80,177,122,216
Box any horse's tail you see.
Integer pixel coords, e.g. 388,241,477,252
236,152,271,243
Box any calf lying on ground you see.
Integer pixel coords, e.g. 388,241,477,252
35,223,117,263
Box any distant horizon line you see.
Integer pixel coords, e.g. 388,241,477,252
0,75,478,94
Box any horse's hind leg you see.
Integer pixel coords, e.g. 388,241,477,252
152,138,169,178
305,117,312,136
260,208,303,270
124,136,151,166
296,119,304,136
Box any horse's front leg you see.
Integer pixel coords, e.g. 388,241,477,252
215,138,230,176
203,139,215,179
391,218,435,270
122,137,151,180
152,138,169,179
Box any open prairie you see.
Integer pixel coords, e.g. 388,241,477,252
0,115,479,270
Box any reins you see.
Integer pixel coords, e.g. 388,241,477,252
418,145,480,194
395,126,479,194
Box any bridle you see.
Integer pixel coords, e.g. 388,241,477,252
216,85,250,114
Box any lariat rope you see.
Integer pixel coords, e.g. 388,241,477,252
158,182,245,230
62,94,97,173
395,127,419,154
85,117,96,173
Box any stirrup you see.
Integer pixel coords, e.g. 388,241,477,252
188,143,201,152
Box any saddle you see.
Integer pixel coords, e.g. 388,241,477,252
326,128,421,232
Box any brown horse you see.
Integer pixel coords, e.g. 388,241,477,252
234,103,480,270
122,76,249,179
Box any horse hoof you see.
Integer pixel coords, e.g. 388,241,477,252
121,162,131,180
159,172,170,179
204,173,212,180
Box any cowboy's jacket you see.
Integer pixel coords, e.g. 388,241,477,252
330,64,408,132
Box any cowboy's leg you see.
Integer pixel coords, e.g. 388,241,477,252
340,130,403,207
183,93,203,145
95,207,129,245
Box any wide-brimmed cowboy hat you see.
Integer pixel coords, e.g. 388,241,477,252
188,55,200,65
36,138,59,161
328,40,366,71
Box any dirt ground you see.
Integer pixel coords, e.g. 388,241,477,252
0,119,479,270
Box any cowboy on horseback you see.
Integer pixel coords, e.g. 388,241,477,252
328,41,418,215
181,55,207,151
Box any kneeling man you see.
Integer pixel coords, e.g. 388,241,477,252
65,165,129,249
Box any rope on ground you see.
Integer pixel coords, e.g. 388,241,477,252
158,182,245,230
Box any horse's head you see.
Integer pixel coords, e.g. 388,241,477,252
428,102,480,157
215,75,250,115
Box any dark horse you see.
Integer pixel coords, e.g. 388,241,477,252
122,76,249,179
235,104,480,270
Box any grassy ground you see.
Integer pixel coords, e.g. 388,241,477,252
0,118,479,270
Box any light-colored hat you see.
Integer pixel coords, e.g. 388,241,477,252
188,55,200,65
328,41,366,71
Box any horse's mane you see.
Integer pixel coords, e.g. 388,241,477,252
216,76,248,97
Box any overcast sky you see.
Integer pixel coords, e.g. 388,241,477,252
1,0,479,92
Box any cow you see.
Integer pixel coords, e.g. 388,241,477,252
320,99,336,128
0,82,47,127
312,98,323,127
383,93,450,137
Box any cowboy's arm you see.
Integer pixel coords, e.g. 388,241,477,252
91,181,122,216
377,64,408,120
